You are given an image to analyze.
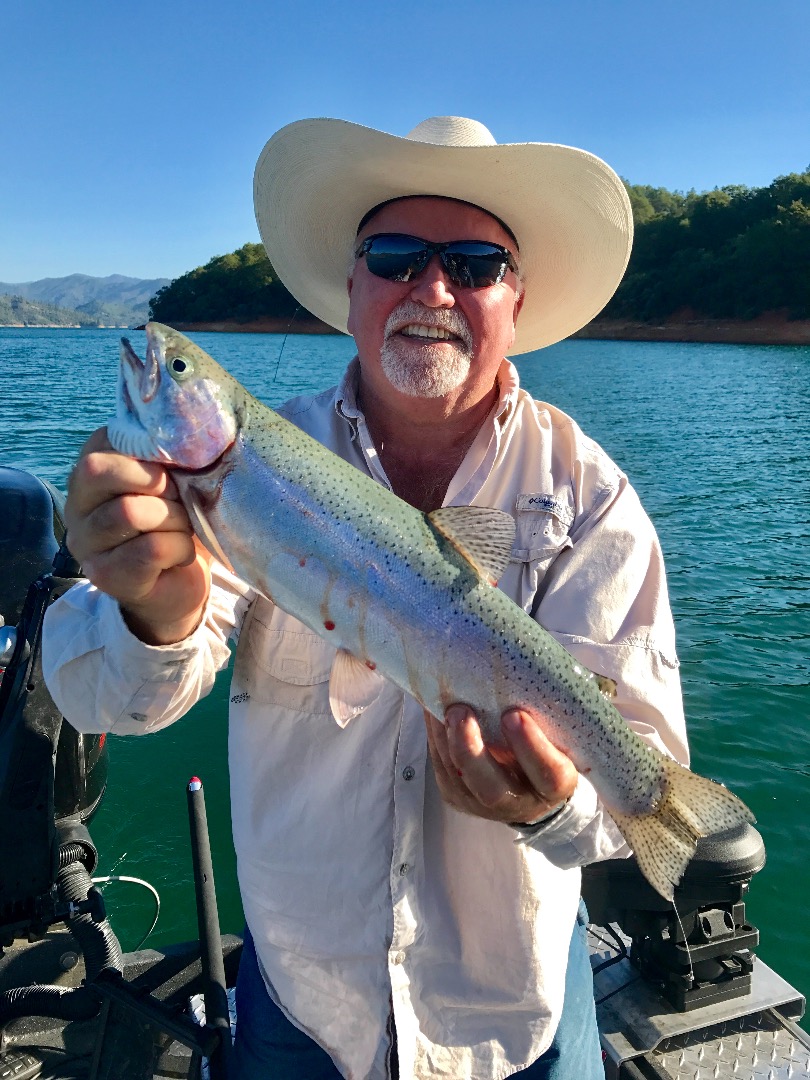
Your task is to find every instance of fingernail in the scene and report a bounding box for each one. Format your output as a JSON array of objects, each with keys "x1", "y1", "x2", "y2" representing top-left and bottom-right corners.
[
  {"x1": 445, "y1": 704, "x2": 467, "y2": 728},
  {"x1": 502, "y1": 710, "x2": 524, "y2": 734}
]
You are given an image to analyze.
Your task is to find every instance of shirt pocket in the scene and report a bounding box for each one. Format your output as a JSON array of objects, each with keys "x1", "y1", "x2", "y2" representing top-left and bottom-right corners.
[
  {"x1": 504, "y1": 495, "x2": 575, "y2": 613},
  {"x1": 238, "y1": 603, "x2": 337, "y2": 715}
]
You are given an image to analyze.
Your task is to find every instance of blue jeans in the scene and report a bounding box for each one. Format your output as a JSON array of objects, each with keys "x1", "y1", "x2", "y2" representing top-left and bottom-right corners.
[{"x1": 232, "y1": 901, "x2": 603, "y2": 1079}]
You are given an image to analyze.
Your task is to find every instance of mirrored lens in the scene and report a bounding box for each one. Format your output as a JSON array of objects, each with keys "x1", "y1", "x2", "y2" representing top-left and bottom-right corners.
[
  {"x1": 443, "y1": 244, "x2": 509, "y2": 288},
  {"x1": 364, "y1": 236, "x2": 429, "y2": 282}
]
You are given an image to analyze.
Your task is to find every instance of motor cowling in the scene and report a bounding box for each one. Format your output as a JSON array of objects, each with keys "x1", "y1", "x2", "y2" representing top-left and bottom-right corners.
[{"x1": 0, "y1": 466, "x2": 108, "y2": 941}]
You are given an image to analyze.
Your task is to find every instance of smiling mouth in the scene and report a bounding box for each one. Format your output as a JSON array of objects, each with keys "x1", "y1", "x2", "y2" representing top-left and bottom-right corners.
[{"x1": 397, "y1": 323, "x2": 461, "y2": 341}]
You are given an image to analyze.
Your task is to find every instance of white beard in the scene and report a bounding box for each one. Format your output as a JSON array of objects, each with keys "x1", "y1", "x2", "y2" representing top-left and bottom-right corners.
[{"x1": 380, "y1": 303, "x2": 473, "y2": 399}]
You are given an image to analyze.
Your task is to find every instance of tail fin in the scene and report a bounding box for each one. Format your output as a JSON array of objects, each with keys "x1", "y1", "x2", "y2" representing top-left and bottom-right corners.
[{"x1": 609, "y1": 758, "x2": 755, "y2": 901}]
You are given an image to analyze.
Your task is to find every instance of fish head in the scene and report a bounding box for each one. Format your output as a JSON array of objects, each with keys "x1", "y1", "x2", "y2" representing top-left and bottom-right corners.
[{"x1": 109, "y1": 322, "x2": 239, "y2": 469}]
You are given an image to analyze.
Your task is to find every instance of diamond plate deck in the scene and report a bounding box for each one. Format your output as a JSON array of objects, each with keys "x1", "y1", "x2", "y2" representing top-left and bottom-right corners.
[
  {"x1": 590, "y1": 924, "x2": 809, "y2": 1079},
  {"x1": 649, "y1": 1010, "x2": 810, "y2": 1079}
]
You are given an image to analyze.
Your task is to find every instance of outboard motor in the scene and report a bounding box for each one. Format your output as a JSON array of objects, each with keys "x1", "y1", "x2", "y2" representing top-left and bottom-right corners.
[
  {"x1": 0, "y1": 468, "x2": 237, "y2": 1077},
  {"x1": 0, "y1": 465, "x2": 108, "y2": 945},
  {"x1": 582, "y1": 822, "x2": 766, "y2": 1011}
]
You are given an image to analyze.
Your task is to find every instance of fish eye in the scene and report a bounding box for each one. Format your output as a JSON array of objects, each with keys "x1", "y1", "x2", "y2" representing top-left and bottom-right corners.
[{"x1": 168, "y1": 355, "x2": 193, "y2": 379}]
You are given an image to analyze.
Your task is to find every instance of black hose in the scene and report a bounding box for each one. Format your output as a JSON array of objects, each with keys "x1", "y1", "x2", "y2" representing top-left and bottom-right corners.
[
  {"x1": 0, "y1": 984, "x2": 100, "y2": 1026},
  {"x1": 0, "y1": 845, "x2": 123, "y2": 1032},
  {"x1": 57, "y1": 860, "x2": 123, "y2": 980},
  {"x1": 58, "y1": 842, "x2": 89, "y2": 870}
]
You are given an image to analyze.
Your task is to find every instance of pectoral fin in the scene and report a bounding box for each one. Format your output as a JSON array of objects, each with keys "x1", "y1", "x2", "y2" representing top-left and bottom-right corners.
[
  {"x1": 427, "y1": 506, "x2": 516, "y2": 585},
  {"x1": 185, "y1": 492, "x2": 235, "y2": 572},
  {"x1": 329, "y1": 648, "x2": 385, "y2": 728}
]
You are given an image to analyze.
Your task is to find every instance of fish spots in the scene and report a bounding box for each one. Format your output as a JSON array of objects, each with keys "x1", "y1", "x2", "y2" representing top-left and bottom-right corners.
[
  {"x1": 299, "y1": 558, "x2": 306, "y2": 567},
  {"x1": 324, "y1": 620, "x2": 336, "y2": 631}
]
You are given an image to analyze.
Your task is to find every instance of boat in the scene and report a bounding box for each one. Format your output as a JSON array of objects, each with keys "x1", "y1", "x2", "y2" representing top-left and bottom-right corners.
[{"x1": 0, "y1": 464, "x2": 807, "y2": 1079}]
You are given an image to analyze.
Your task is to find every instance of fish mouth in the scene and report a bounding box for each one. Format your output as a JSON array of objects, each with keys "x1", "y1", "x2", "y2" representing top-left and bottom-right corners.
[
  {"x1": 121, "y1": 333, "x2": 162, "y2": 404},
  {"x1": 169, "y1": 438, "x2": 236, "y2": 476},
  {"x1": 108, "y1": 337, "x2": 168, "y2": 463}
]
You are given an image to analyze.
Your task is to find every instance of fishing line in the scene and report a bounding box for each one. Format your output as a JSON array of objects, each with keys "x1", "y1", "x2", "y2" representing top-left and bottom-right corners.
[
  {"x1": 672, "y1": 900, "x2": 696, "y2": 989},
  {"x1": 106, "y1": 850, "x2": 128, "y2": 876},
  {"x1": 93, "y1": 874, "x2": 161, "y2": 949},
  {"x1": 272, "y1": 304, "x2": 303, "y2": 383}
]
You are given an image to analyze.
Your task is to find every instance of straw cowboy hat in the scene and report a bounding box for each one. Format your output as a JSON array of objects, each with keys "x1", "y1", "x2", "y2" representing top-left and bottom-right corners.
[{"x1": 253, "y1": 116, "x2": 633, "y2": 356}]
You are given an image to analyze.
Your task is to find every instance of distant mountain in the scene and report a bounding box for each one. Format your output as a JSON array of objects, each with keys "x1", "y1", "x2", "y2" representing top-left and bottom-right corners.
[
  {"x1": 0, "y1": 295, "x2": 98, "y2": 327},
  {"x1": 0, "y1": 273, "x2": 170, "y2": 327}
]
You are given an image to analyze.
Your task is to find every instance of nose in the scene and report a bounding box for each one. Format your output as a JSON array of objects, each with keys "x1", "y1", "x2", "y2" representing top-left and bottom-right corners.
[{"x1": 408, "y1": 255, "x2": 456, "y2": 308}]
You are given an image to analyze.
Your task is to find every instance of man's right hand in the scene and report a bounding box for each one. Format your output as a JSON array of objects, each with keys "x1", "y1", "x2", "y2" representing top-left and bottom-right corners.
[{"x1": 65, "y1": 428, "x2": 212, "y2": 645}]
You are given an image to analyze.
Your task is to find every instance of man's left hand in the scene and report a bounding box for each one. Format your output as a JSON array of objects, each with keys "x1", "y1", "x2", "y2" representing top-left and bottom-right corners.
[{"x1": 424, "y1": 704, "x2": 578, "y2": 825}]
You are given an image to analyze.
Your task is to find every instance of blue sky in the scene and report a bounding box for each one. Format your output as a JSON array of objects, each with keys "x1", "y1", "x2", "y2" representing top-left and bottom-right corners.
[{"x1": 2, "y1": 0, "x2": 807, "y2": 283}]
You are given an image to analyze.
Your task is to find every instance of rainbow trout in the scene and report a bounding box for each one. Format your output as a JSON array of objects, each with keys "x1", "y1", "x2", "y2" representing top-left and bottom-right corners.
[{"x1": 109, "y1": 323, "x2": 753, "y2": 900}]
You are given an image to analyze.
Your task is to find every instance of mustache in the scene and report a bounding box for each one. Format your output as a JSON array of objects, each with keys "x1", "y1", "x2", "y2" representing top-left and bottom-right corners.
[{"x1": 383, "y1": 302, "x2": 473, "y2": 351}]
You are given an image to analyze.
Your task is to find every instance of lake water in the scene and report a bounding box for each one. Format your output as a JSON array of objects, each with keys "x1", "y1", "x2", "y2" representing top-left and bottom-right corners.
[{"x1": 1, "y1": 327, "x2": 808, "y2": 1022}]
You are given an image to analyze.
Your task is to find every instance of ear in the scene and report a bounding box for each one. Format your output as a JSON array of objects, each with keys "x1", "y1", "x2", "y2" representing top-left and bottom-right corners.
[
  {"x1": 513, "y1": 289, "x2": 525, "y2": 326},
  {"x1": 505, "y1": 289, "x2": 525, "y2": 349},
  {"x1": 346, "y1": 276, "x2": 356, "y2": 336}
]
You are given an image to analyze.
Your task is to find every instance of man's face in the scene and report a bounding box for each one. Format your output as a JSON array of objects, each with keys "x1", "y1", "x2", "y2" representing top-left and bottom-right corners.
[{"x1": 347, "y1": 197, "x2": 523, "y2": 404}]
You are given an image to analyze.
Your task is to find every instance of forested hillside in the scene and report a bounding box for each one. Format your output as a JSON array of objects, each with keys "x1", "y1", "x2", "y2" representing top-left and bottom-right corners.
[
  {"x1": 0, "y1": 273, "x2": 169, "y2": 326},
  {"x1": 0, "y1": 295, "x2": 97, "y2": 327},
  {"x1": 149, "y1": 244, "x2": 312, "y2": 324},
  {"x1": 149, "y1": 168, "x2": 810, "y2": 325},
  {"x1": 608, "y1": 170, "x2": 809, "y2": 319}
]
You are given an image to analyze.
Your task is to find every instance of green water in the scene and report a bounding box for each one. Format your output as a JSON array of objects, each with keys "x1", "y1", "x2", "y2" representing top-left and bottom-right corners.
[{"x1": 2, "y1": 328, "x2": 808, "y2": 1020}]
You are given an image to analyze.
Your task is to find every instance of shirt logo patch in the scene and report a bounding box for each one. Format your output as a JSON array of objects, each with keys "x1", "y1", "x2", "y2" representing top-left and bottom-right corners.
[{"x1": 515, "y1": 493, "x2": 574, "y2": 526}]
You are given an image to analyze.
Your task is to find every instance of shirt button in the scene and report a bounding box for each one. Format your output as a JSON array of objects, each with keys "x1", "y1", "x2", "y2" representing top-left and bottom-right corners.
[
  {"x1": 399, "y1": 863, "x2": 409, "y2": 876},
  {"x1": 402, "y1": 766, "x2": 415, "y2": 781},
  {"x1": 392, "y1": 951, "x2": 406, "y2": 965}
]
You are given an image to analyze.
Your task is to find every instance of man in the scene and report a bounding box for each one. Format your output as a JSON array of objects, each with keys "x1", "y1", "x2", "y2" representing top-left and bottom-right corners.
[{"x1": 43, "y1": 116, "x2": 688, "y2": 1079}]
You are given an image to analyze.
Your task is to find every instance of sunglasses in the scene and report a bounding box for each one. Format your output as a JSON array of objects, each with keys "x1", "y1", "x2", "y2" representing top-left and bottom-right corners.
[{"x1": 354, "y1": 233, "x2": 519, "y2": 289}]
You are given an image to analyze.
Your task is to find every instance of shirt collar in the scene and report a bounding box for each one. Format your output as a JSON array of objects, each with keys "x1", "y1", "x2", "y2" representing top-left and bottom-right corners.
[{"x1": 335, "y1": 357, "x2": 364, "y2": 422}]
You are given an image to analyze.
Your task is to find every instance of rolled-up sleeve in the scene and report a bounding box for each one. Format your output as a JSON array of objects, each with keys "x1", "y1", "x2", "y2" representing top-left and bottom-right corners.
[{"x1": 42, "y1": 563, "x2": 253, "y2": 736}]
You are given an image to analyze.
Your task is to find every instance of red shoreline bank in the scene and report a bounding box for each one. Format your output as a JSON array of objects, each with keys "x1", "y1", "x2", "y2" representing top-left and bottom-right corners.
[{"x1": 171, "y1": 313, "x2": 810, "y2": 346}]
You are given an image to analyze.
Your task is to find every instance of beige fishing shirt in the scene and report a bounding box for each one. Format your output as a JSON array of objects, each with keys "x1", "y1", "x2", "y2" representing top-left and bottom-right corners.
[{"x1": 43, "y1": 357, "x2": 687, "y2": 1080}]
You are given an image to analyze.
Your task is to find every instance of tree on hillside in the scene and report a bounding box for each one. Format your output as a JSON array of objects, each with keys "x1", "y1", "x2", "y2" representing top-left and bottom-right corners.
[
  {"x1": 149, "y1": 243, "x2": 315, "y2": 323},
  {"x1": 623, "y1": 183, "x2": 689, "y2": 224},
  {"x1": 607, "y1": 169, "x2": 810, "y2": 320}
]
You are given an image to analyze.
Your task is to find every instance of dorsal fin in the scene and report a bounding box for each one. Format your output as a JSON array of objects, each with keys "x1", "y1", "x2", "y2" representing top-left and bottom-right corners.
[{"x1": 427, "y1": 506, "x2": 516, "y2": 586}]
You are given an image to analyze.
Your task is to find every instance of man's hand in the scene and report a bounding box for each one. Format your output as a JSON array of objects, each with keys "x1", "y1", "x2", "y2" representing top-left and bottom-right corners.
[
  {"x1": 425, "y1": 704, "x2": 578, "y2": 826},
  {"x1": 65, "y1": 428, "x2": 212, "y2": 645}
]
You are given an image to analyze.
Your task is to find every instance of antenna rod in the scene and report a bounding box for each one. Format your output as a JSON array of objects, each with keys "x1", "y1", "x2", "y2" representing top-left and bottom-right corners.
[{"x1": 187, "y1": 777, "x2": 232, "y2": 1078}]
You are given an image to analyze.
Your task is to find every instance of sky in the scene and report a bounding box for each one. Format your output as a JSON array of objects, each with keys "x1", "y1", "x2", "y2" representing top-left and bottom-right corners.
[{"x1": 2, "y1": 0, "x2": 808, "y2": 283}]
